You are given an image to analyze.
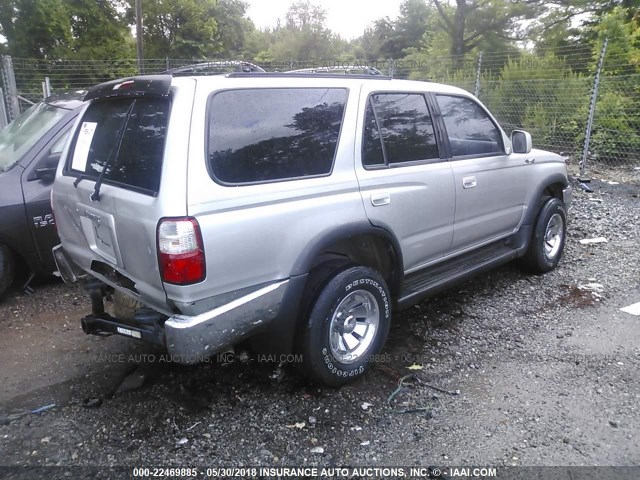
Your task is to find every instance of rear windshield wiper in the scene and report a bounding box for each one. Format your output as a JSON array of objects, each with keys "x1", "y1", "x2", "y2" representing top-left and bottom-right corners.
[{"x1": 89, "y1": 101, "x2": 136, "y2": 202}]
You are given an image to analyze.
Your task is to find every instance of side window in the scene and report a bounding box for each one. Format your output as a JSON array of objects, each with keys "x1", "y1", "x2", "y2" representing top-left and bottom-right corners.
[
  {"x1": 362, "y1": 93, "x2": 439, "y2": 167},
  {"x1": 50, "y1": 129, "x2": 70, "y2": 155},
  {"x1": 208, "y1": 88, "x2": 347, "y2": 184},
  {"x1": 436, "y1": 95, "x2": 504, "y2": 157}
]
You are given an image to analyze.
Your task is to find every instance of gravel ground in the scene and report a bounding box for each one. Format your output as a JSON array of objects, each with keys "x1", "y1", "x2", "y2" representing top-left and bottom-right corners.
[{"x1": 0, "y1": 177, "x2": 638, "y2": 474}]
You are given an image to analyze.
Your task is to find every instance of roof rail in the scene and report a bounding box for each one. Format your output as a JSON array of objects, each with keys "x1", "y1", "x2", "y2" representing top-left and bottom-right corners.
[
  {"x1": 162, "y1": 61, "x2": 265, "y2": 76},
  {"x1": 226, "y1": 72, "x2": 391, "y2": 80},
  {"x1": 286, "y1": 65, "x2": 384, "y2": 76}
]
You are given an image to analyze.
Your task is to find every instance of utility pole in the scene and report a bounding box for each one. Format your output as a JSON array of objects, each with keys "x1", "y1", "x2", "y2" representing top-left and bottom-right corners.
[{"x1": 135, "y1": 0, "x2": 144, "y2": 74}]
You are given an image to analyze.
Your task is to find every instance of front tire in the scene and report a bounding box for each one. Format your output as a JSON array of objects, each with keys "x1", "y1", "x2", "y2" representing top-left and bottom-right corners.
[
  {"x1": 0, "y1": 244, "x2": 15, "y2": 299},
  {"x1": 300, "y1": 266, "x2": 391, "y2": 386},
  {"x1": 519, "y1": 197, "x2": 567, "y2": 274}
]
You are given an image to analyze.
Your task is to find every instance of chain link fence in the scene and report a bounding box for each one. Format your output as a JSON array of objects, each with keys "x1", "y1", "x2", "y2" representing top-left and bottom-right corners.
[{"x1": 1, "y1": 43, "x2": 638, "y2": 178}]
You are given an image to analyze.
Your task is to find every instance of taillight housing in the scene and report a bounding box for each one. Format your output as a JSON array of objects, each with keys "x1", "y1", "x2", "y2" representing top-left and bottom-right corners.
[{"x1": 157, "y1": 217, "x2": 206, "y2": 285}]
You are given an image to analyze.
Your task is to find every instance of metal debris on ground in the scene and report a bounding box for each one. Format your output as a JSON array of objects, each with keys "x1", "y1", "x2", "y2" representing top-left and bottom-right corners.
[{"x1": 0, "y1": 403, "x2": 57, "y2": 425}]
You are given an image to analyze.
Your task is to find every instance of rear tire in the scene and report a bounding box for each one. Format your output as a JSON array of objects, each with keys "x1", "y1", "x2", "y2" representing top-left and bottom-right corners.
[
  {"x1": 299, "y1": 266, "x2": 391, "y2": 386},
  {"x1": 519, "y1": 197, "x2": 567, "y2": 274},
  {"x1": 0, "y1": 244, "x2": 15, "y2": 299}
]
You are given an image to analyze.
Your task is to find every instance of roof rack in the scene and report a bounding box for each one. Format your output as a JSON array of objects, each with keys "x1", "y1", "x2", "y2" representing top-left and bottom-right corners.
[
  {"x1": 286, "y1": 65, "x2": 384, "y2": 76},
  {"x1": 226, "y1": 72, "x2": 391, "y2": 80},
  {"x1": 163, "y1": 61, "x2": 265, "y2": 76}
]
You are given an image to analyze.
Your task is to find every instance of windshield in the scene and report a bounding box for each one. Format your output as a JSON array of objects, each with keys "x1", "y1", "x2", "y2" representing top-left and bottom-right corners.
[{"x1": 0, "y1": 101, "x2": 68, "y2": 173}]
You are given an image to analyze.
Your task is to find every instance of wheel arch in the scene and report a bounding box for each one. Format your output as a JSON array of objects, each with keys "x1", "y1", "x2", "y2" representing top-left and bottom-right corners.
[
  {"x1": 290, "y1": 221, "x2": 404, "y2": 297},
  {"x1": 523, "y1": 174, "x2": 569, "y2": 226}
]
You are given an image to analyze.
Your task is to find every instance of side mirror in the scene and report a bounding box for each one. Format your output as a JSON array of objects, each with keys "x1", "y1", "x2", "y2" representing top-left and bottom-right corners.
[
  {"x1": 35, "y1": 166, "x2": 57, "y2": 182},
  {"x1": 511, "y1": 130, "x2": 532, "y2": 154}
]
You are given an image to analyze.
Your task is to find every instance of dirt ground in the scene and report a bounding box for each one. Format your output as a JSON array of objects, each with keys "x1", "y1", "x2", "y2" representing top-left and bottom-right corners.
[{"x1": 0, "y1": 178, "x2": 638, "y2": 477}]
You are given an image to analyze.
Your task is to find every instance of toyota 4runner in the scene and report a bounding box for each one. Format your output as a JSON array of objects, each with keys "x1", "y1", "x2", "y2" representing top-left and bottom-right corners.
[{"x1": 52, "y1": 72, "x2": 572, "y2": 385}]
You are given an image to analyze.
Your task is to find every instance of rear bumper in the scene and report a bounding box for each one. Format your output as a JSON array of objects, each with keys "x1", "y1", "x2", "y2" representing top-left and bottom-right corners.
[
  {"x1": 52, "y1": 244, "x2": 87, "y2": 283},
  {"x1": 55, "y1": 244, "x2": 290, "y2": 363},
  {"x1": 164, "y1": 280, "x2": 289, "y2": 363}
]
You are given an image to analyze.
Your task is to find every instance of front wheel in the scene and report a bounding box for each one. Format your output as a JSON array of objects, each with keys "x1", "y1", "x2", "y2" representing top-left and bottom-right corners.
[
  {"x1": 0, "y1": 244, "x2": 15, "y2": 299},
  {"x1": 519, "y1": 197, "x2": 567, "y2": 274},
  {"x1": 299, "y1": 266, "x2": 391, "y2": 386}
]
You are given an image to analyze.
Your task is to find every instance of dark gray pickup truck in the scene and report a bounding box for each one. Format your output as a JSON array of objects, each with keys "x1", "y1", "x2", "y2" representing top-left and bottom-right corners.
[{"x1": 0, "y1": 92, "x2": 85, "y2": 298}]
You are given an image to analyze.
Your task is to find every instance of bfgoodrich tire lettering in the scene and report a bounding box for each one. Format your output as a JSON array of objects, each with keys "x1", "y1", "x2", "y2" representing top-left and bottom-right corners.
[
  {"x1": 519, "y1": 197, "x2": 567, "y2": 274},
  {"x1": 300, "y1": 266, "x2": 391, "y2": 386}
]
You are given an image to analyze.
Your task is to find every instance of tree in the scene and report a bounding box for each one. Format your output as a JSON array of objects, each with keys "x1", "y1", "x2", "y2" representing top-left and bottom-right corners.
[
  {"x1": 430, "y1": 0, "x2": 541, "y2": 59},
  {"x1": 126, "y1": 0, "x2": 220, "y2": 59},
  {"x1": 0, "y1": 0, "x2": 73, "y2": 58},
  {"x1": 262, "y1": 1, "x2": 346, "y2": 61},
  {"x1": 210, "y1": 0, "x2": 254, "y2": 58},
  {"x1": 66, "y1": 0, "x2": 135, "y2": 60},
  {"x1": 359, "y1": 0, "x2": 433, "y2": 59}
]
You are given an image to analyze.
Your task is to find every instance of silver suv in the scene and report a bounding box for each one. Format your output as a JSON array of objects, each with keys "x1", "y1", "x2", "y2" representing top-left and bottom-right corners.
[{"x1": 52, "y1": 72, "x2": 572, "y2": 385}]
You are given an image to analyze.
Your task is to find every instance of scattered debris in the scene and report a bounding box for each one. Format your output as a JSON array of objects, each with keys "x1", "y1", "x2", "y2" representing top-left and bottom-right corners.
[
  {"x1": 31, "y1": 404, "x2": 56, "y2": 414},
  {"x1": 605, "y1": 181, "x2": 620, "y2": 185},
  {"x1": 82, "y1": 397, "x2": 103, "y2": 409},
  {"x1": 176, "y1": 437, "x2": 189, "y2": 446},
  {"x1": 310, "y1": 446, "x2": 324, "y2": 454},
  {"x1": 0, "y1": 403, "x2": 57, "y2": 426},
  {"x1": 350, "y1": 426, "x2": 362, "y2": 432},
  {"x1": 360, "y1": 441, "x2": 370, "y2": 446},
  {"x1": 286, "y1": 422, "x2": 306, "y2": 430},
  {"x1": 579, "y1": 237, "x2": 608, "y2": 245},
  {"x1": 360, "y1": 402, "x2": 373, "y2": 411},
  {"x1": 407, "y1": 364, "x2": 423, "y2": 370},
  {"x1": 308, "y1": 416, "x2": 317, "y2": 425},
  {"x1": 578, "y1": 283, "x2": 604, "y2": 293},
  {"x1": 620, "y1": 302, "x2": 640, "y2": 316},
  {"x1": 185, "y1": 422, "x2": 201, "y2": 432}
]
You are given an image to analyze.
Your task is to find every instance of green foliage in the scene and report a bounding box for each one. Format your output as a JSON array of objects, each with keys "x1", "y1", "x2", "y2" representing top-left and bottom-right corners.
[
  {"x1": 125, "y1": 0, "x2": 219, "y2": 59},
  {"x1": 0, "y1": 0, "x2": 73, "y2": 58},
  {"x1": 359, "y1": 0, "x2": 432, "y2": 59}
]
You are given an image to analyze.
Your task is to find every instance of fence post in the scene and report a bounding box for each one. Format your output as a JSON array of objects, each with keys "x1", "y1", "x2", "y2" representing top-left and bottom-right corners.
[
  {"x1": 474, "y1": 51, "x2": 483, "y2": 98},
  {"x1": 580, "y1": 38, "x2": 608, "y2": 178},
  {"x1": 0, "y1": 87, "x2": 7, "y2": 128},
  {"x1": 1, "y1": 55, "x2": 20, "y2": 122}
]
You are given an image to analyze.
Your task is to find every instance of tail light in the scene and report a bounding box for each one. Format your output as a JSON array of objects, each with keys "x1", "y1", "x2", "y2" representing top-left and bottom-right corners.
[{"x1": 157, "y1": 217, "x2": 206, "y2": 285}]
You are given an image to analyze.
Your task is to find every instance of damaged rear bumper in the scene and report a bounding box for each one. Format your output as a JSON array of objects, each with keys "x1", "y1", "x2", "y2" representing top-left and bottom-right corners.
[
  {"x1": 55, "y1": 244, "x2": 289, "y2": 364},
  {"x1": 163, "y1": 280, "x2": 289, "y2": 363}
]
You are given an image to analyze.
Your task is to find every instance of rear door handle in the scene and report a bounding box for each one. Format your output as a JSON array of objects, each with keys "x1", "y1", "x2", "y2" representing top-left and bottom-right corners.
[
  {"x1": 371, "y1": 193, "x2": 391, "y2": 207},
  {"x1": 462, "y1": 176, "x2": 477, "y2": 189}
]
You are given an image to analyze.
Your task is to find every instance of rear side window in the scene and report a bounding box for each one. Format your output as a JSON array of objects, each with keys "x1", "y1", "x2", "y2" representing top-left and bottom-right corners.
[
  {"x1": 67, "y1": 97, "x2": 170, "y2": 194},
  {"x1": 436, "y1": 95, "x2": 504, "y2": 157},
  {"x1": 208, "y1": 88, "x2": 347, "y2": 184},
  {"x1": 362, "y1": 93, "x2": 439, "y2": 167}
]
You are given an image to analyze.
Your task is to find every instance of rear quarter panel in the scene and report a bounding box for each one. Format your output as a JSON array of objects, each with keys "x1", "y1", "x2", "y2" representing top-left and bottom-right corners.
[{"x1": 179, "y1": 78, "x2": 368, "y2": 306}]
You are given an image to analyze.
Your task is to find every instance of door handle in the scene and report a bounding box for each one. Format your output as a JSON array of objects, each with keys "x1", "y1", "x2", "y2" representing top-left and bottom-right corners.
[
  {"x1": 371, "y1": 193, "x2": 391, "y2": 207},
  {"x1": 462, "y1": 176, "x2": 477, "y2": 189},
  {"x1": 524, "y1": 158, "x2": 536, "y2": 164}
]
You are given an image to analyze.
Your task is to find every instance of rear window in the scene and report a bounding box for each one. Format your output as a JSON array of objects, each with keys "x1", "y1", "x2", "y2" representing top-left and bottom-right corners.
[
  {"x1": 66, "y1": 97, "x2": 170, "y2": 194},
  {"x1": 207, "y1": 88, "x2": 347, "y2": 184}
]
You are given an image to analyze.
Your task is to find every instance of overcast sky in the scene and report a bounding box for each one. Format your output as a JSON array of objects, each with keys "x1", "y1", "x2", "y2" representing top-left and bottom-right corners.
[{"x1": 245, "y1": 0, "x2": 400, "y2": 40}]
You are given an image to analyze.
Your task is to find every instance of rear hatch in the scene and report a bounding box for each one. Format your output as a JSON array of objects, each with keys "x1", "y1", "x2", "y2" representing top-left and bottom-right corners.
[{"x1": 52, "y1": 76, "x2": 195, "y2": 314}]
